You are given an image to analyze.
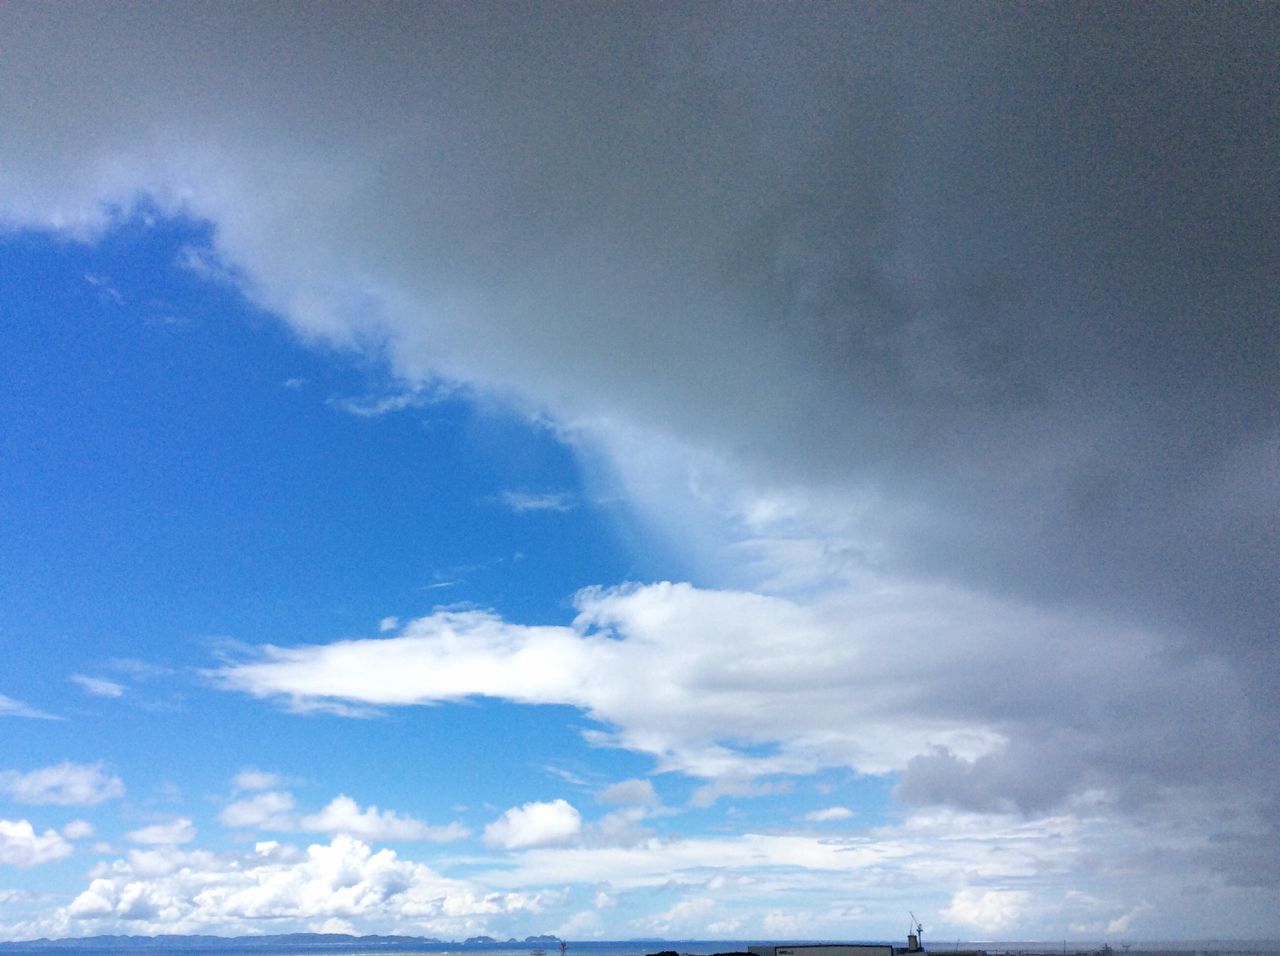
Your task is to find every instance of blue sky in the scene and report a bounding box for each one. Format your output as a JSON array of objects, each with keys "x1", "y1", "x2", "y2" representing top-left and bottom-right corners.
[{"x1": 2, "y1": 3, "x2": 1278, "y2": 945}]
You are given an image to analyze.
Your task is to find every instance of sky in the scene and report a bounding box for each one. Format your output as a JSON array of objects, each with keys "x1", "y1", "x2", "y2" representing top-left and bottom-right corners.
[{"x1": 0, "y1": 2, "x2": 1277, "y2": 945}]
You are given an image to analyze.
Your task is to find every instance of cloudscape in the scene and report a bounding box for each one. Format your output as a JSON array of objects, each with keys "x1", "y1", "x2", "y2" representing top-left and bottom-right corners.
[{"x1": 1, "y1": 3, "x2": 1277, "y2": 944}]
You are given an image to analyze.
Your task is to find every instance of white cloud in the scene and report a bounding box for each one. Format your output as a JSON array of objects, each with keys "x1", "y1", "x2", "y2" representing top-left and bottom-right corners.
[
  {"x1": 54, "y1": 834, "x2": 552, "y2": 936},
  {"x1": 69, "y1": 674, "x2": 126, "y2": 698},
  {"x1": 214, "y1": 579, "x2": 1255, "y2": 822},
  {"x1": 126, "y1": 818, "x2": 196, "y2": 845},
  {"x1": 231, "y1": 769, "x2": 282, "y2": 792},
  {"x1": 689, "y1": 777, "x2": 793, "y2": 808},
  {"x1": 484, "y1": 799, "x2": 581, "y2": 850},
  {"x1": 597, "y1": 779, "x2": 657, "y2": 807},
  {"x1": 327, "y1": 391, "x2": 429, "y2": 418},
  {"x1": 582, "y1": 807, "x2": 654, "y2": 849},
  {"x1": 1, "y1": 762, "x2": 124, "y2": 805},
  {"x1": 803, "y1": 806, "x2": 854, "y2": 822},
  {"x1": 0, "y1": 819, "x2": 74, "y2": 866},
  {"x1": 0, "y1": 694, "x2": 59, "y2": 720},
  {"x1": 378, "y1": 617, "x2": 399, "y2": 633},
  {"x1": 941, "y1": 888, "x2": 1032, "y2": 934},
  {"x1": 106, "y1": 658, "x2": 172, "y2": 680},
  {"x1": 219, "y1": 790, "x2": 296, "y2": 830},
  {"x1": 498, "y1": 491, "x2": 575, "y2": 514},
  {"x1": 299, "y1": 796, "x2": 468, "y2": 843},
  {"x1": 62, "y1": 819, "x2": 95, "y2": 839}
]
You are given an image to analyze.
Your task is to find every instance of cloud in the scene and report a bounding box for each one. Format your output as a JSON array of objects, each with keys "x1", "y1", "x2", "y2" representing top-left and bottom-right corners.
[
  {"x1": 54, "y1": 835, "x2": 553, "y2": 937},
  {"x1": 377, "y1": 617, "x2": 399, "y2": 633},
  {"x1": 231, "y1": 769, "x2": 282, "y2": 792},
  {"x1": 106, "y1": 659, "x2": 172, "y2": 681},
  {"x1": 219, "y1": 790, "x2": 296, "y2": 830},
  {"x1": 689, "y1": 777, "x2": 794, "y2": 808},
  {"x1": 1, "y1": 762, "x2": 125, "y2": 806},
  {"x1": 803, "y1": 807, "x2": 854, "y2": 822},
  {"x1": 0, "y1": 819, "x2": 74, "y2": 867},
  {"x1": 484, "y1": 799, "x2": 582, "y2": 850},
  {"x1": 0, "y1": 694, "x2": 59, "y2": 721},
  {"x1": 299, "y1": 796, "x2": 468, "y2": 843},
  {"x1": 1, "y1": 3, "x2": 1277, "y2": 932},
  {"x1": 0, "y1": 8, "x2": 1272, "y2": 675},
  {"x1": 597, "y1": 779, "x2": 657, "y2": 807},
  {"x1": 62, "y1": 820, "x2": 95, "y2": 840},
  {"x1": 215, "y1": 580, "x2": 1257, "y2": 817},
  {"x1": 83, "y1": 272, "x2": 124, "y2": 305},
  {"x1": 327, "y1": 391, "x2": 430, "y2": 418},
  {"x1": 126, "y1": 818, "x2": 196, "y2": 845},
  {"x1": 69, "y1": 675, "x2": 125, "y2": 698},
  {"x1": 497, "y1": 491, "x2": 575, "y2": 514},
  {"x1": 941, "y1": 888, "x2": 1032, "y2": 934}
]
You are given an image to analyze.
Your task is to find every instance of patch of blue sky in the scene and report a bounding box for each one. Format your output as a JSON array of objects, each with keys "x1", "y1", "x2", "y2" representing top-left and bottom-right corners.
[{"x1": 0, "y1": 213, "x2": 687, "y2": 843}]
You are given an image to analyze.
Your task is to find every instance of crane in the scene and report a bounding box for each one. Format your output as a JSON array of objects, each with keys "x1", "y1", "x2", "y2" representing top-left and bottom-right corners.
[{"x1": 909, "y1": 912, "x2": 925, "y2": 951}]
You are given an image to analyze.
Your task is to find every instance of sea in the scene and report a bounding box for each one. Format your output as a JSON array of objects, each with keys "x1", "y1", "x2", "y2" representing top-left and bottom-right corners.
[{"x1": 1, "y1": 940, "x2": 1278, "y2": 956}]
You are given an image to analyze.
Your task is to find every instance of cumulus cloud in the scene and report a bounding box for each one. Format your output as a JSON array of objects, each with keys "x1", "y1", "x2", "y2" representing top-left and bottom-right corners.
[
  {"x1": 126, "y1": 818, "x2": 196, "y2": 845},
  {"x1": 55, "y1": 835, "x2": 552, "y2": 937},
  {"x1": 299, "y1": 796, "x2": 468, "y2": 843},
  {"x1": 0, "y1": 819, "x2": 74, "y2": 867},
  {"x1": 68, "y1": 675, "x2": 125, "y2": 698},
  {"x1": 1, "y1": 763, "x2": 124, "y2": 806},
  {"x1": 484, "y1": 800, "x2": 582, "y2": 850}
]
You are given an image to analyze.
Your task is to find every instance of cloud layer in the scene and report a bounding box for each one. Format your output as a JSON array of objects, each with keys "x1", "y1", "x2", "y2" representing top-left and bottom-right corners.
[{"x1": 1, "y1": 2, "x2": 1276, "y2": 938}]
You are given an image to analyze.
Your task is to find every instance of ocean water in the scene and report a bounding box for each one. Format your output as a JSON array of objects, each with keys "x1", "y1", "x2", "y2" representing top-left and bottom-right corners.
[{"x1": 2, "y1": 942, "x2": 1278, "y2": 956}]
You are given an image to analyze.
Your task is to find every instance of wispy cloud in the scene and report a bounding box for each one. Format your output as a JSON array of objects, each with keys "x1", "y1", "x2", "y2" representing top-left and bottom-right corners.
[
  {"x1": 497, "y1": 490, "x2": 575, "y2": 513},
  {"x1": 0, "y1": 693, "x2": 60, "y2": 721},
  {"x1": 106, "y1": 658, "x2": 172, "y2": 680},
  {"x1": 69, "y1": 674, "x2": 125, "y2": 698},
  {"x1": 803, "y1": 806, "x2": 854, "y2": 822},
  {"x1": 231, "y1": 768, "x2": 284, "y2": 792},
  {"x1": 83, "y1": 272, "x2": 123, "y2": 304},
  {"x1": 125, "y1": 817, "x2": 196, "y2": 845},
  {"x1": 327, "y1": 391, "x2": 429, "y2": 418}
]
